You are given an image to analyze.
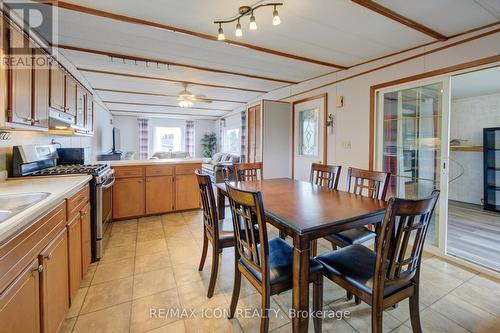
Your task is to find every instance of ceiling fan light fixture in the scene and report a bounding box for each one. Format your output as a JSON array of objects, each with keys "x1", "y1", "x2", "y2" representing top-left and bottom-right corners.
[
  {"x1": 235, "y1": 20, "x2": 243, "y2": 37},
  {"x1": 272, "y1": 6, "x2": 280, "y2": 25},
  {"x1": 249, "y1": 13, "x2": 257, "y2": 30},
  {"x1": 178, "y1": 99, "x2": 193, "y2": 108}
]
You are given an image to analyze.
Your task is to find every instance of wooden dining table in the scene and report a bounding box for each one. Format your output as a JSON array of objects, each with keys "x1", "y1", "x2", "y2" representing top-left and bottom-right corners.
[{"x1": 215, "y1": 178, "x2": 388, "y2": 333}]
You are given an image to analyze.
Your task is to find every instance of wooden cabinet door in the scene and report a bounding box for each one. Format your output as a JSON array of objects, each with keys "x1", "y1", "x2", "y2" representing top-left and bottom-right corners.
[
  {"x1": 247, "y1": 106, "x2": 255, "y2": 162},
  {"x1": 65, "y1": 77, "x2": 77, "y2": 116},
  {"x1": 175, "y1": 174, "x2": 199, "y2": 210},
  {"x1": 80, "y1": 203, "x2": 91, "y2": 275},
  {"x1": 86, "y1": 94, "x2": 93, "y2": 133},
  {"x1": 113, "y1": 177, "x2": 145, "y2": 219},
  {"x1": 39, "y1": 229, "x2": 69, "y2": 333},
  {"x1": 0, "y1": 259, "x2": 41, "y2": 333},
  {"x1": 66, "y1": 214, "x2": 81, "y2": 300},
  {"x1": 9, "y1": 28, "x2": 32, "y2": 125},
  {"x1": 75, "y1": 87, "x2": 85, "y2": 128},
  {"x1": 49, "y1": 67, "x2": 65, "y2": 111},
  {"x1": 146, "y1": 176, "x2": 174, "y2": 214},
  {"x1": 254, "y1": 104, "x2": 262, "y2": 162},
  {"x1": 33, "y1": 50, "x2": 49, "y2": 128}
]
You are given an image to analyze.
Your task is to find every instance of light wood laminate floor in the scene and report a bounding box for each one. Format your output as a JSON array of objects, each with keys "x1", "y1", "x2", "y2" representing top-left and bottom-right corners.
[
  {"x1": 61, "y1": 210, "x2": 500, "y2": 333},
  {"x1": 447, "y1": 200, "x2": 500, "y2": 271}
]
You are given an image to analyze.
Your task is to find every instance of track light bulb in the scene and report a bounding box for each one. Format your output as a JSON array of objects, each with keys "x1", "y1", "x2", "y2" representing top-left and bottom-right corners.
[
  {"x1": 235, "y1": 21, "x2": 243, "y2": 37},
  {"x1": 272, "y1": 7, "x2": 280, "y2": 25},
  {"x1": 249, "y1": 13, "x2": 257, "y2": 30},
  {"x1": 217, "y1": 25, "x2": 225, "y2": 40}
]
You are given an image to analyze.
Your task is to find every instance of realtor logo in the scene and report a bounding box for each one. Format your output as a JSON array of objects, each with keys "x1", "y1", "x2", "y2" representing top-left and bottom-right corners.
[{"x1": 1, "y1": 0, "x2": 57, "y2": 67}]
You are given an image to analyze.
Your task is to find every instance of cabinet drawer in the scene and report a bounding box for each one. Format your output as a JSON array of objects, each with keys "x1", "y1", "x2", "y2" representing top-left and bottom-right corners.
[
  {"x1": 67, "y1": 185, "x2": 89, "y2": 220},
  {"x1": 146, "y1": 165, "x2": 174, "y2": 177},
  {"x1": 175, "y1": 164, "x2": 201, "y2": 175},
  {"x1": 114, "y1": 167, "x2": 144, "y2": 178}
]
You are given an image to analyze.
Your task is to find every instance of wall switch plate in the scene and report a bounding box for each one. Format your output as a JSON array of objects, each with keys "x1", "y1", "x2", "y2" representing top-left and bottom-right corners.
[
  {"x1": 0, "y1": 170, "x2": 7, "y2": 181},
  {"x1": 336, "y1": 96, "x2": 344, "y2": 108},
  {"x1": 341, "y1": 141, "x2": 351, "y2": 149}
]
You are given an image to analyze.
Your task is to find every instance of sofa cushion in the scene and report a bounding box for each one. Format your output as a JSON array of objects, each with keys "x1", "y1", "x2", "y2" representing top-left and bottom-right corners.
[
  {"x1": 212, "y1": 152, "x2": 223, "y2": 162},
  {"x1": 151, "y1": 151, "x2": 172, "y2": 159}
]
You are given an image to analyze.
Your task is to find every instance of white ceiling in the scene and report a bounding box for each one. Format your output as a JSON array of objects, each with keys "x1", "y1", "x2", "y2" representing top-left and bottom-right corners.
[
  {"x1": 22, "y1": 0, "x2": 500, "y2": 118},
  {"x1": 452, "y1": 66, "x2": 500, "y2": 99}
]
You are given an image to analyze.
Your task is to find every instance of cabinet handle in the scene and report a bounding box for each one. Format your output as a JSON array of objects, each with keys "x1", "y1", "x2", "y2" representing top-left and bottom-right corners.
[
  {"x1": 34, "y1": 265, "x2": 43, "y2": 273},
  {"x1": 46, "y1": 253, "x2": 53, "y2": 260}
]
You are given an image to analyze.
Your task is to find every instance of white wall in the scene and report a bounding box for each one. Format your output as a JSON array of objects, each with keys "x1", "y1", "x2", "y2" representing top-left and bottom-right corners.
[
  {"x1": 448, "y1": 92, "x2": 500, "y2": 204},
  {"x1": 227, "y1": 27, "x2": 500, "y2": 189},
  {"x1": 0, "y1": 103, "x2": 113, "y2": 173},
  {"x1": 112, "y1": 115, "x2": 216, "y2": 158}
]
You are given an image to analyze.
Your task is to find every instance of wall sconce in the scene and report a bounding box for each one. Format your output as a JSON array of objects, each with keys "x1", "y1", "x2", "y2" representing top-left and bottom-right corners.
[{"x1": 326, "y1": 113, "x2": 334, "y2": 130}]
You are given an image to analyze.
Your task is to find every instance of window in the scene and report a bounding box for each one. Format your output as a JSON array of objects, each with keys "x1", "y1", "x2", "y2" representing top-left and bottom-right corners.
[
  {"x1": 153, "y1": 127, "x2": 183, "y2": 152},
  {"x1": 299, "y1": 108, "x2": 319, "y2": 156},
  {"x1": 224, "y1": 128, "x2": 240, "y2": 154}
]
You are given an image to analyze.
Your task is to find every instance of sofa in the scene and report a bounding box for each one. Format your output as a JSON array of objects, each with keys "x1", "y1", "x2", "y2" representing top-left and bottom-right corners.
[{"x1": 201, "y1": 152, "x2": 240, "y2": 183}]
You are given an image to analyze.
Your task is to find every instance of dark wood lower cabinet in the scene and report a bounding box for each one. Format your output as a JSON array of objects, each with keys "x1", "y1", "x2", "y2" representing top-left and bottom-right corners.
[
  {"x1": 0, "y1": 259, "x2": 41, "y2": 333},
  {"x1": 39, "y1": 229, "x2": 69, "y2": 333}
]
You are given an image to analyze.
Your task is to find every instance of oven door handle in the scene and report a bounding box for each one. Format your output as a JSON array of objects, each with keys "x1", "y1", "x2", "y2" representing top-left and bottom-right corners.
[{"x1": 100, "y1": 177, "x2": 115, "y2": 189}]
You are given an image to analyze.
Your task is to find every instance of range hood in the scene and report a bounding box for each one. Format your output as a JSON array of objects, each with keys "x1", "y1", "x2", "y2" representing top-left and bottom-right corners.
[{"x1": 48, "y1": 109, "x2": 75, "y2": 129}]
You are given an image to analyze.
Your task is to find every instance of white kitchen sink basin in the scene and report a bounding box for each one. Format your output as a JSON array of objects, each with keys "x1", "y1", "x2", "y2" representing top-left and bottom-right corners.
[{"x1": 0, "y1": 192, "x2": 50, "y2": 222}]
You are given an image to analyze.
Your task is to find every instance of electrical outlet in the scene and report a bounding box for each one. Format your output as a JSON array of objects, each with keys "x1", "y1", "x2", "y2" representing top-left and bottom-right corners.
[{"x1": 341, "y1": 141, "x2": 351, "y2": 149}]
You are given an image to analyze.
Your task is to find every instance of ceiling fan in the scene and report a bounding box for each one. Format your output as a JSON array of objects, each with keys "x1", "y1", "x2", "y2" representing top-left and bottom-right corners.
[{"x1": 177, "y1": 83, "x2": 212, "y2": 108}]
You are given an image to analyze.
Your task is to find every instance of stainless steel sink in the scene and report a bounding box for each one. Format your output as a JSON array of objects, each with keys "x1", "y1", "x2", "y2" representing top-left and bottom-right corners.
[{"x1": 0, "y1": 192, "x2": 50, "y2": 222}]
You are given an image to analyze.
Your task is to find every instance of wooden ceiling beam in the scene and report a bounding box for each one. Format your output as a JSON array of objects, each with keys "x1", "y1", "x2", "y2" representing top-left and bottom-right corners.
[
  {"x1": 77, "y1": 68, "x2": 267, "y2": 93},
  {"x1": 38, "y1": 0, "x2": 348, "y2": 69},
  {"x1": 103, "y1": 101, "x2": 232, "y2": 112},
  {"x1": 93, "y1": 88, "x2": 247, "y2": 104},
  {"x1": 56, "y1": 44, "x2": 298, "y2": 84},
  {"x1": 351, "y1": 0, "x2": 448, "y2": 41}
]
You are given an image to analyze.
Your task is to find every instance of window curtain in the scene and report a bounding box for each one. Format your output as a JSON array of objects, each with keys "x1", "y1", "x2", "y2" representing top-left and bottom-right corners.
[
  {"x1": 185, "y1": 120, "x2": 195, "y2": 157},
  {"x1": 240, "y1": 111, "x2": 246, "y2": 162},
  {"x1": 219, "y1": 118, "x2": 225, "y2": 152},
  {"x1": 138, "y1": 118, "x2": 149, "y2": 160}
]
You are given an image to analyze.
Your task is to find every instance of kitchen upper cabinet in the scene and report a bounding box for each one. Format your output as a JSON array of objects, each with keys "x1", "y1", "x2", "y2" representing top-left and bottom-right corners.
[
  {"x1": 80, "y1": 203, "x2": 91, "y2": 275},
  {"x1": 76, "y1": 87, "x2": 86, "y2": 128},
  {"x1": 65, "y1": 77, "x2": 77, "y2": 117},
  {"x1": 85, "y1": 94, "x2": 94, "y2": 133},
  {"x1": 39, "y1": 229, "x2": 69, "y2": 333},
  {"x1": 146, "y1": 175, "x2": 174, "y2": 214},
  {"x1": 50, "y1": 67, "x2": 65, "y2": 112},
  {"x1": 33, "y1": 50, "x2": 49, "y2": 129},
  {"x1": 113, "y1": 177, "x2": 145, "y2": 219},
  {"x1": 67, "y1": 213, "x2": 82, "y2": 300},
  {"x1": 8, "y1": 28, "x2": 32, "y2": 126},
  {"x1": 0, "y1": 259, "x2": 41, "y2": 333}
]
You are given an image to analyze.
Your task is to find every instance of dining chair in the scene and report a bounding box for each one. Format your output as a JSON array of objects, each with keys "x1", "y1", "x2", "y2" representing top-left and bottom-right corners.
[
  {"x1": 195, "y1": 170, "x2": 235, "y2": 298},
  {"x1": 233, "y1": 162, "x2": 263, "y2": 181},
  {"x1": 310, "y1": 163, "x2": 342, "y2": 189},
  {"x1": 226, "y1": 182, "x2": 324, "y2": 333},
  {"x1": 324, "y1": 167, "x2": 391, "y2": 250},
  {"x1": 315, "y1": 190, "x2": 439, "y2": 333}
]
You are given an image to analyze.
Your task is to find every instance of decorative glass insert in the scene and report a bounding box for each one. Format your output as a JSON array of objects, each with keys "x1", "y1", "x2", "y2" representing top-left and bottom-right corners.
[{"x1": 299, "y1": 108, "x2": 319, "y2": 156}]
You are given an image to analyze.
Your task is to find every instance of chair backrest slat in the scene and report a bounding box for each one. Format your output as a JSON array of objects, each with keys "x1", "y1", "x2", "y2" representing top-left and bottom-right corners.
[
  {"x1": 234, "y1": 162, "x2": 263, "y2": 181},
  {"x1": 195, "y1": 170, "x2": 218, "y2": 239},
  {"x1": 347, "y1": 167, "x2": 391, "y2": 200},
  {"x1": 310, "y1": 163, "x2": 341, "y2": 189},
  {"x1": 226, "y1": 182, "x2": 269, "y2": 281},
  {"x1": 374, "y1": 191, "x2": 440, "y2": 288}
]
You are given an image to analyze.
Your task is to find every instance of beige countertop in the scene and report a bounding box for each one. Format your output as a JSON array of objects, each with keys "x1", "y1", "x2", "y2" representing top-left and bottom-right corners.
[
  {"x1": 0, "y1": 175, "x2": 92, "y2": 243},
  {"x1": 108, "y1": 158, "x2": 205, "y2": 167}
]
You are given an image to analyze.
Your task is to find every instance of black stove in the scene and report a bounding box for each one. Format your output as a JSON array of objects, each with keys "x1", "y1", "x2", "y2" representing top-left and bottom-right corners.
[{"x1": 31, "y1": 164, "x2": 109, "y2": 176}]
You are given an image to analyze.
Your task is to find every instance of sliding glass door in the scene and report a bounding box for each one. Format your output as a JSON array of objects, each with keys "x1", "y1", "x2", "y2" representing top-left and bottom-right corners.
[{"x1": 375, "y1": 79, "x2": 450, "y2": 249}]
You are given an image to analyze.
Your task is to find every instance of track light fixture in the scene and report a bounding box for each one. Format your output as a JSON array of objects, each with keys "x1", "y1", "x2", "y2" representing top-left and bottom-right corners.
[
  {"x1": 217, "y1": 23, "x2": 225, "y2": 40},
  {"x1": 214, "y1": 2, "x2": 282, "y2": 39}
]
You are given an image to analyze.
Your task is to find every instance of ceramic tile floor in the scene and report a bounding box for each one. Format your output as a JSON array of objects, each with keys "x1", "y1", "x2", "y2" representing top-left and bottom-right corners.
[{"x1": 61, "y1": 210, "x2": 500, "y2": 333}]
